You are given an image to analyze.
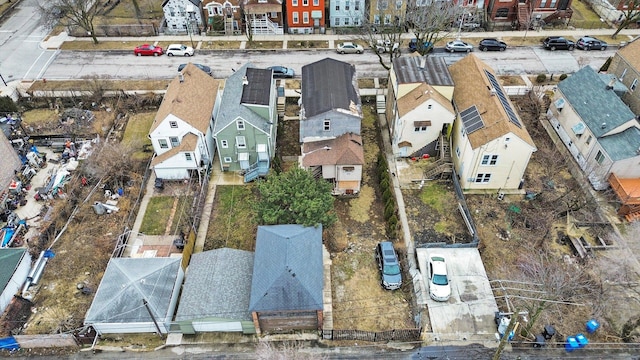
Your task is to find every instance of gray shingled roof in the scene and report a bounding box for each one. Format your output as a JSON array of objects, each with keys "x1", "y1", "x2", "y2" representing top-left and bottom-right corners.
[
  {"x1": 599, "y1": 126, "x2": 640, "y2": 161},
  {"x1": 301, "y1": 58, "x2": 361, "y2": 118},
  {"x1": 249, "y1": 225, "x2": 323, "y2": 312},
  {"x1": 392, "y1": 55, "x2": 454, "y2": 86},
  {"x1": 175, "y1": 248, "x2": 254, "y2": 321},
  {"x1": 213, "y1": 63, "x2": 274, "y2": 134},
  {"x1": 558, "y1": 66, "x2": 636, "y2": 138}
]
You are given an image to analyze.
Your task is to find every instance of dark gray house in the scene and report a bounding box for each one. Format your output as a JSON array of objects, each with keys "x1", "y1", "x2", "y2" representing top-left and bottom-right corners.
[
  {"x1": 300, "y1": 58, "x2": 362, "y2": 143},
  {"x1": 174, "y1": 248, "x2": 255, "y2": 334},
  {"x1": 249, "y1": 225, "x2": 324, "y2": 334}
]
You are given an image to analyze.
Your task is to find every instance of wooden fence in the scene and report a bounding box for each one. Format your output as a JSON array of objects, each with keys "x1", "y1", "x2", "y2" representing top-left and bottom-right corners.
[{"x1": 323, "y1": 328, "x2": 421, "y2": 342}]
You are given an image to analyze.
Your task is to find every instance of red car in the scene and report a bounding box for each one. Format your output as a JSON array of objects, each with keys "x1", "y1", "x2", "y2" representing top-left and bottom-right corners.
[{"x1": 134, "y1": 44, "x2": 163, "y2": 56}]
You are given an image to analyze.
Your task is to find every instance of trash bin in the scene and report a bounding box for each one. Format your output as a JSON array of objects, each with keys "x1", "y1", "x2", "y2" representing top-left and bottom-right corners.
[
  {"x1": 575, "y1": 333, "x2": 588, "y2": 348},
  {"x1": 565, "y1": 336, "x2": 579, "y2": 352},
  {"x1": 543, "y1": 325, "x2": 556, "y2": 340},
  {"x1": 586, "y1": 319, "x2": 600, "y2": 334},
  {"x1": 533, "y1": 334, "x2": 546, "y2": 348}
]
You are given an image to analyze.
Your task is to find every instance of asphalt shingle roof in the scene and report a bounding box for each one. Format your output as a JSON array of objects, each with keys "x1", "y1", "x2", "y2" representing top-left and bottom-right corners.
[
  {"x1": 396, "y1": 83, "x2": 454, "y2": 117},
  {"x1": 249, "y1": 225, "x2": 323, "y2": 312},
  {"x1": 301, "y1": 58, "x2": 361, "y2": 119},
  {"x1": 599, "y1": 126, "x2": 640, "y2": 161},
  {"x1": 302, "y1": 132, "x2": 364, "y2": 167}
]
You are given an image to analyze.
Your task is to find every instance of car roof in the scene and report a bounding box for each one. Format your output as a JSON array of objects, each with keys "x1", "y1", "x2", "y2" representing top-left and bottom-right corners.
[
  {"x1": 430, "y1": 256, "x2": 447, "y2": 274},
  {"x1": 168, "y1": 43, "x2": 184, "y2": 47},
  {"x1": 341, "y1": 42, "x2": 355, "y2": 45},
  {"x1": 269, "y1": 66, "x2": 285, "y2": 70}
]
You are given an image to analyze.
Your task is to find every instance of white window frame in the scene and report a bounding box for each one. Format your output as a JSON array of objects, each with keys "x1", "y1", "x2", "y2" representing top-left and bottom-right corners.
[
  {"x1": 377, "y1": 0, "x2": 388, "y2": 10},
  {"x1": 158, "y1": 139, "x2": 168, "y2": 149},
  {"x1": 475, "y1": 173, "x2": 491, "y2": 183},
  {"x1": 303, "y1": 11, "x2": 309, "y2": 23},
  {"x1": 620, "y1": 68, "x2": 628, "y2": 80},
  {"x1": 170, "y1": 136, "x2": 179, "y2": 147},
  {"x1": 595, "y1": 150, "x2": 605, "y2": 164},
  {"x1": 236, "y1": 136, "x2": 247, "y2": 149},
  {"x1": 345, "y1": 0, "x2": 350, "y2": 10},
  {"x1": 224, "y1": 156, "x2": 232, "y2": 163},
  {"x1": 293, "y1": 11, "x2": 299, "y2": 23},
  {"x1": 323, "y1": 120, "x2": 331, "y2": 131},
  {"x1": 313, "y1": 0, "x2": 319, "y2": 5},
  {"x1": 237, "y1": 120, "x2": 245, "y2": 130},
  {"x1": 169, "y1": 121, "x2": 178, "y2": 128},
  {"x1": 481, "y1": 155, "x2": 498, "y2": 166},
  {"x1": 292, "y1": 0, "x2": 298, "y2": 5},
  {"x1": 335, "y1": 17, "x2": 340, "y2": 25},
  {"x1": 632, "y1": 78, "x2": 638, "y2": 91},
  {"x1": 185, "y1": 153, "x2": 193, "y2": 161},
  {"x1": 303, "y1": 0, "x2": 308, "y2": 5},
  {"x1": 344, "y1": 17, "x2": 349, "y2": 25},
  {"x1": 221, "y1": 140, "x2": 229, "y2": 148}
]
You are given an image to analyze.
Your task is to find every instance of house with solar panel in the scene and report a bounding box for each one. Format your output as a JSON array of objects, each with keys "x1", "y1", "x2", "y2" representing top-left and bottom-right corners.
[
  {"x1": 386, "y1": 56, "x2": 456, "y2": 158},
  {"x1": 547, "y1": 66, "x2": 640, "y2": 191},
  {"x1": 213, "y1": 63, "x2": 278, "y2": 182},
  {"x1": 448, "y1": 55, "x2": 537, "y2": 191}
]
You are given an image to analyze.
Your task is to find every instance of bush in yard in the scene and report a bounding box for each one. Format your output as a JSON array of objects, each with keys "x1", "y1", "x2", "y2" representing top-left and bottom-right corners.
[
  {"x1": 559, "y1": 74, "x2": 568, "y2": 81},
  {"x1": 254, "y1": 167, "x2": 337, "y2": 227},
  {"x1": 0, "y1": 97, "x2": 18, "y2": 113},
  {"x1": 384, "y1": 200, "x2": 396, "y2": 220},
  {"x1": 382, "y1": 188, "x2": 393, "y2": 203},
  {"x1": 536, "y1": 74, "x2": 547, "y2": 83}
]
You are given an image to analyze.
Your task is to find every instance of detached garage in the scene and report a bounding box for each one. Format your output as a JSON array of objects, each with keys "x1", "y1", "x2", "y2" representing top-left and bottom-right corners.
[{"x1": 84, "y1": 257, "x2": 183, "y2": 335}]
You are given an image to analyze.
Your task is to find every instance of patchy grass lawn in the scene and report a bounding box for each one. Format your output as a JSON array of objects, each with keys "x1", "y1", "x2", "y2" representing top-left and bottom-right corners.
[
  {"x1": 358, "y1": 79, "x2": 375, "y2": 89},
  {"x1": 123, "y1": 112, "x2": 155, "y2": 160},
  {"x1": 199, "y1": 40, "x2": 242, "y2": 50},
  {"x1": 287, "y1": 40, "x2": 330, "y2": 49},
  {"x1": 498, "y1": 36, "x2": 546, "y2": 47},
  {"x1": 22, "y1": 109, "x2": 58, "y2": 127},
  {"x1": 60, "y1": 40, "x2": 142, "y2": 51},
  {"x1": 500, "y1": 75, "x2": 527, "y2": 86},
  {"x1": 28, "y1": 79, "x2": 170, "y2": 92},
  {"x1": 205, "y1": 185, "x2": 257, "y2": 251},
  {"x1": 244, "y1": 41, "x2": 283, "y2": 50},
  {"x1": 139, "y1": 196, "x2": 175, "y2": 235},
  {"x1": 104, "y1": 0, "x2": 163, "y2": 18}
]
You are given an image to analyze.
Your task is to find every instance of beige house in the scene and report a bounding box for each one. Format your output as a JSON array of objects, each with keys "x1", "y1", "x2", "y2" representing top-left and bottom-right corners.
[
  {"x1": 547, "y1": 66, "x2": 640, "y2": 190},
  {"x1": 300, "y1": 132, "x2": 364, "y2": 195},
  {"x1": 608, "y1": 38, "x2": 640, "y2": 115},
  {"x1": 448, "y1": 55, "x2": 537, "y2": 192}
]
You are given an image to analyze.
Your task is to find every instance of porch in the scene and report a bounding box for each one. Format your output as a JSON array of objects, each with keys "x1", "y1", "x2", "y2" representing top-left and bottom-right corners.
[{"x1": 609, "y1": 173, "x2": 640, "y2": 222}]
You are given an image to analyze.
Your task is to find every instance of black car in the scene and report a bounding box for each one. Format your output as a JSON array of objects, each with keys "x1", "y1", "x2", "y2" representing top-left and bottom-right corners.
[
  {"x1": 479, "y1": 38, "x2": 507, "y2": 51},
  {"x1": 542, "y1": 37, "x2": 575, "y2": 51},
  {"x1": 177, "y1": 63, "x2": 212, "y2": 76},
  {"x1": 576, "y1": 36, "x2": 608, "y2": 50}
]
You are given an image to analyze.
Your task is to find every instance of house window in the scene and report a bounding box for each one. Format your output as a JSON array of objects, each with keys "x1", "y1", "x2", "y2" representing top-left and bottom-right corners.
[
  {"x1": 293, "y1": 12, "x2": 299, "y2": 23},
  {"x1": 343, "y1": 166, "x2": 355, "y2": 172},
  {"x1": 475, "y1": 173, "x2": 491, "y2": 183},
  {"x1": 496, "y1": 7, "x2": 509, "y2": 18},
  {"x1": 374, "y1": 15, "x2": 380, "y2": 24},
  {"x1": 345, "y1": 0, "x2": 350, "y2": 10},
  {"x1": 170, "y1": 137, "x2": 179, "y2": 147},
  {"x1": 313, "y1": 0, "x2": 319, "y2": 5},
  {"x1": 323, "y1": 120, "x2": 330, "y2": 131},
  {"x1": 377, "y1": 0, "x2": 388, "y2": 10},
  {"x1": 344, "y1": 17, "x2": 350, "y2": 25},
  {"x1": 632, "y1": 79, "x2": 638, "y2": 91},
  {"x1": 221, "y1": 140, "x2": 229, "y2": 148},
  {"x1": 620, "y1": 68, "x2": 627, "y2": 81},
  {"x1": 303, "y1": 11, "x2": 309, "y2": 23},
  {"x1": 169, "y1": 121, "x2": 178, "y2": 128},
  {"x1": 335, "y1": 2, "x2": 340, "y2": 10},
  {"x1": 414, "y1": 125, "x2": 427, "y2": 132},
  {"x1": 396, "y1": 0, "x2": 402, "y2": 9},
  {"x1": 461, "y1": 127, "x2": 467, "y2": 137},
  {"x1": 185, "y1": 153, "x2": 192, "y2": 161},
  {"x1": 427, "y1": 104, "x2": 432, "y2": 109},
  {"x1": 158, "y1": 139, "x2": 168, "y2": 149},
  {"x1": 455, "y1": 146, "x2": 460, "y2": 157},
  {"x1": 595, "y1": 150, "x2": 605, "y2": 164},
  {"x1": 292, "y1": 0, "x2": 298, "y2": 5},
  {"x1": 335, "y1": 17, "x2": 340, "y2": 25},
  {"x1": 586, "y1": 135, "x2": 592, "y2": 145},
  {"x1": 481, "y1": 155, "x2": 498, "y2": 166},
  {"x1": 303, "y1": 0, "x2": 308, "y2": 5},
  {"x1": 236, "y1": 136, "x2": 247, "y2": 148},
  {"x1": 237, "y1": 120, "x2": 245, "y2": 130},
  {"x1": 224, "y1": 157, "x2": 232, "y2": 163},
  {"x1": 384, "y1": 14, "x2": 391, "y2": 24},
  {"x1": 355, "y1": 0, "x2": 359, "y2": 10},
  {"x1": 354, "y1": 18, "x2": 360, "y2": 25}
]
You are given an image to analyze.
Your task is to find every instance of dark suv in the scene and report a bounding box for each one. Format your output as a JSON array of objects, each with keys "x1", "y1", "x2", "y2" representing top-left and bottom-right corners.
[
  {"x1": 542, "y1": 37, "x2": 575, "y2": 51},
  {"x1": 375, "y1": 241, "x2": 402, "y2": 290},
  {"x1": 479, "y1": 38, "x2": 507, "y2": 51}
]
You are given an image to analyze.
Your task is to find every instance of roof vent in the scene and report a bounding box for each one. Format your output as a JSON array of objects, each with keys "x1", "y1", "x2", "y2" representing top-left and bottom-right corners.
[
  {"x1": 242, "y1": 76, "x2": 248, "y2": 85},
  {"x1": 601, "y1": 122, "x2": 606, "y2": 129},
  {"x1": 606, "y1": 77, "x2": 616, "y2": 90},
  {"x1": 489, "y1": 88, "x2": 497, "y2": 96},
  {"x1": 179, "y1": 73, "x2": 184, "y2": 83}
]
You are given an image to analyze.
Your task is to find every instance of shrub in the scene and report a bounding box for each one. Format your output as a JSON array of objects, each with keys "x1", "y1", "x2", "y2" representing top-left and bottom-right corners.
[
  {"x1": 559, "y1": 74, "x2": 568, "y2": 81},
  {"x1": 382, "y1": 188, "x2": 392, "y2": 203},
  {"x1": 384, "y1": 201, "x2": 396, "y2": 219},
  {"x1": 536, "y1": 74, "x2": 547, "y2": 83}
]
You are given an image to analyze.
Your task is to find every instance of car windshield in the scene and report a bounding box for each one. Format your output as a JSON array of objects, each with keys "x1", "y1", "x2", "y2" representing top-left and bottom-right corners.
[
  {"x1": 432, "y1": 274, "x2": 448, "y2": 286},
  {"x1": 384, "y1": 264, "x2": 400, "y2": 275}
]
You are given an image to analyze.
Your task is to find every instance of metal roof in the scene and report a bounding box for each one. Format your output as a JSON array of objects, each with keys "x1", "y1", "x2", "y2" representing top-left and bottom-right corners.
[{"x1": 392, "y1": 55, "x2": 454, "y2": 86}]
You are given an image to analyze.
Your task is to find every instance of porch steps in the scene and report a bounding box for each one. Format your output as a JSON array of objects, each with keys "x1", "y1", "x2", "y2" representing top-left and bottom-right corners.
[{"x1": 625, "y1": 211, "x2": 640, "y2": 222}]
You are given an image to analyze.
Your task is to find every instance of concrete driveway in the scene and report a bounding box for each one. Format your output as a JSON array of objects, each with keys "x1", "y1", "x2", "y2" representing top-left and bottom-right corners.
[{"x1": 416, "y1": 248, "x2": 499, "y2": 344}]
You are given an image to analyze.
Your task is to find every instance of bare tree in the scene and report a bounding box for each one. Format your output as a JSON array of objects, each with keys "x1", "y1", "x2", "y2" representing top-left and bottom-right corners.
[
  {"x1": 613, "y1": 0, "x2": 640, "y2": 38},
  {"x1": 406, "y1": 0, "x2": 460, "y2": 56},
  {"x1": 355, "y1": 4, "x2": 405, "y2": 70},
  {"x1": 39, "y1": 0, "x2": 100, "y2": 44}
]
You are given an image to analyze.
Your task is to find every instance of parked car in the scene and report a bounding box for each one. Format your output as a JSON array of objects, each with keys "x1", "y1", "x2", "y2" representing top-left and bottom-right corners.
[
  {"x1": 178, "y1": 63, "x2": 212, "y2": 76},
  {"x1": 375, "y1": 241, "x2": 402, "y2": 290},
  {"x1": 134, "y1": 44, "x2": 163, "y2": 56},
  {"x1": 427, "y1": 255, "x2": 451, "y2": 302},
  {"x1": 576, "y1": 36, "x2": 608, "y2": 51},
  {"x1": 409, "y1": 38, "x2": 433, "y2": 53},
  {"x1": 166, "y1": 43, "x2": 194, "y2": 57},
  {"x1": 445, "y1": 40, "x2": 473, "y2": 53},
  {"x1": 542, "y1": 36, "x2": 575, "y2": 51},
  {"x1": 336, "y1": 42, "x2": 364, "y2": 54},
  {"x1": 267, "y1": 66, "x2": 295, "y2": 78},
  {"x1": 478, "y1": 38, "x2": 507, "y2": 52},
  {"x1": 373, "y1": 39, "x2": 399, "y2": 53}
]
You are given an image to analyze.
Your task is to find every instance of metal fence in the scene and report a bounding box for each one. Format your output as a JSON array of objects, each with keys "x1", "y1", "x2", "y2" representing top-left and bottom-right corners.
[{"x1": 322, "y1": 328, "x2": 421, "y2": 342}]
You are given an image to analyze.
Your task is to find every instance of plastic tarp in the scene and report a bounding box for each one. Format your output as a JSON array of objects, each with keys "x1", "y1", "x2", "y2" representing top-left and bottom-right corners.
[{"x1": 0, "y1": 336, "x2": 19, "y2": 350}]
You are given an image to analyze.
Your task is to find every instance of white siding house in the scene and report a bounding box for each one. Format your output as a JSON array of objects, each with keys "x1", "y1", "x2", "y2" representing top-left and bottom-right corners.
[{"x1": 162, "y1": 0, "x2": 204, "y2": 34}]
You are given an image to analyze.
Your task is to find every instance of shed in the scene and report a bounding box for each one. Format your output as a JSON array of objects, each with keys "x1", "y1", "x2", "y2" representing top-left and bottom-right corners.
[
  {"x1": 84, "y1": 257, "x2": 183, "y2": 334},
  {"x1": 0, "y1": 249, "x2": 31, "y2": 315},
  {"x1": 174, "y1": 248, "x2": 255, "y2": 334}
]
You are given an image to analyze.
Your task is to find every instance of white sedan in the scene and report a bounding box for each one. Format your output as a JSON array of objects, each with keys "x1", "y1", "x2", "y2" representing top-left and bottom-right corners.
[
  {"x1": 336, "y1": 42, "x2": 364, "y2": 54},
  {"x1": 428, "y1": 255, "x2": 451, "y2": 302},
  {"x1": 166, "y1": 43, "x2": 195, "y2": 57}
]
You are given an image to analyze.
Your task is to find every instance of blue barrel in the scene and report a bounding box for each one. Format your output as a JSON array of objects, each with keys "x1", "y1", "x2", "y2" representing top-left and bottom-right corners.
[
  {"x1": 575, "y1": 333, "x2": 588, "y2": 348},
  {"x1": 565, "y1": 336, "x2": 579, "y2": 352},
  {"x1": 586, "y1": 319, "x2": 600, "y2": 334}
]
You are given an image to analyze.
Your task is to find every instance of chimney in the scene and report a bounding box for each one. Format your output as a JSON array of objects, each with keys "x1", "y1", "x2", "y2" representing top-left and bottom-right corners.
[
  {"x1": 179, "y1": 73, "x2": 184, "y2": 83},
  {"x1": 242, "y1": 76, "x2": 249, "y2": 85},
  {"x1": 606, "y1": 77, "x2": 616, "y2": 90}
]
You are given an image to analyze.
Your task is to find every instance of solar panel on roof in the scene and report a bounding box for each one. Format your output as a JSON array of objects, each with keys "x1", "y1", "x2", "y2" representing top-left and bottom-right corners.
[
  {"x1": 484, "y1": 70, "x2": 522, "y2": 128},
  {"x1": 460, "y1": 105, "x2": 484, "y2": 134}
]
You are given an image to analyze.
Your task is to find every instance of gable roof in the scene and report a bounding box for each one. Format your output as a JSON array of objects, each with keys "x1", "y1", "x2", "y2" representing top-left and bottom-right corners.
[
  {"x1": 150, "y1": 133, "x2": 198, "y2": 167},
  {"x1": 397, "y1": 83, "x2": 454, "y2": 117},
  {"x1": 448, "y1": 54, "x2": 536, "y2": 149},
  {"x1": 162, "y1": 0, "x2": 201, "y2": 7},
  {"x1": 599, "y1": 126, "x2": 640, "y2": 161},
  {"x1": 302, "y1": 132, "x2": 364, "y2": 167},
  {"x1": 0, "y1": 249, "x2": 26, "y2": 291},
  {"x1": 558, "y1": 66, "x2": 636, "y2": 138},
  {"x1": 175, "y1": 248, "x2": 254, "y2": 321},
  {"x1": 392, "y1": 55, "x2": 454, "y2": 86},
  {"x1": 243, "y1": 0, "x2": 282, "y2": 14},
  {"x1": 249, "y1": 225, "x2": 323, "y2": 312},
  {"x1": 302, "y1": 58, "x2": 362, "y2": 119},
  {"x1": 213, "y1": 63, "x2": 274, "y2": 134},
  {"x1": 85, "y1": 258, "x2": 182, "y2": 325},
  {"x1": 150, "y1": 63, "x2": 219, "y2": 134},
  {"x1": 616, "y1": 38, "x2": 640, "y2": 72}
]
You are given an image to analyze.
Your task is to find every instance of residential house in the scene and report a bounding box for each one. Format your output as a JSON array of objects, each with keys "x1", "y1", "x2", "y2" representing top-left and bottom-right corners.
[
  {"x1": 300, "y1": 58, "x2": 362, "y2": 143},
  {"x1": 286, "y1": 0, "x2": 324, "y2": 33},
  {"x1": 608, "y1": 0, "x2": 640, "y2": 11},
  {"x1": 448, "y1": 54, "x2": 537, "y2": 191},
  {"x1": 174, "y1": 248, "x2": 256, "y2": 334},
  {"x1": 202, "y1": 0, "x2": 241, "y2": 34},
  {"x1": 547, "y1": 66, "x2": 640, "y2": 190},
  {"x1": 608, "y1": 38, "x2": 640, "y2": 115},
  {"x1": 0, "y1": 129, "x2": 20, "y2": 195},
  {"x1": 149, "y1": 64, "x2": 220, "y2": 181},
  {"x1": 84, "y1": 258, "x2": 184, "y2": 334},
  {"x1": 213, "y1": 63, "x2": 278, "y2": 182},
  {"x1": 329, "y1": 0, "x2": 364, "y2": 27},
  {"x1": 249, "y1": 225, "x2": 324, "y2": 334},
  {"x1": 301, "y1": 132, "x2": 365, "y2": 195},
  {"x1": 162, "y1": 0, "x2": 205, "y2": 34},
  {"x1": 0, "y1": 249, "x2": 30, "y2": 315},
  {"x1": 387, "y1": 55, "x2": 455, "y2": 158},
  {"x1": 368, "y1": 0, "x2": 407, "y2": 27},
  {"x1": 242, "y1": 0, "x2": 284, "y2": 35},
  {"x1": 486, "y1": 0, "x2": 573, "y2": 30}
]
